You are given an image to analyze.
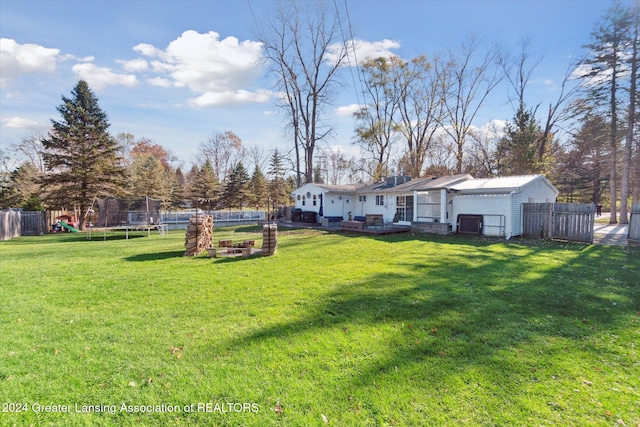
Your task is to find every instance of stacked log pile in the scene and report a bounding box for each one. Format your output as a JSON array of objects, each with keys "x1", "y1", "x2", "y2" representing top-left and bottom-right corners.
[
  {"x1": 184, "y1": 215, "x2": 213, "y2": 256},
  {"x1": 262, "y1": 223, "x2": 277, "y2": 256}
]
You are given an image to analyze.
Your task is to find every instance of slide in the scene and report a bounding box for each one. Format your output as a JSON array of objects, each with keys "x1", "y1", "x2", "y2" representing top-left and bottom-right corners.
[{"x1": 60, "y1": 221, "x2": 80, "y2": 233}]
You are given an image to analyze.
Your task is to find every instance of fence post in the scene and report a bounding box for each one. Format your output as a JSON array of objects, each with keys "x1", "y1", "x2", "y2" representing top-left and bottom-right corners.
[
  {"x1": 629, "y1": 203, "x2": 640, "y2": 244},
  {"x1": 0, "y1": 210, "x2": 22, "y2": 241}
]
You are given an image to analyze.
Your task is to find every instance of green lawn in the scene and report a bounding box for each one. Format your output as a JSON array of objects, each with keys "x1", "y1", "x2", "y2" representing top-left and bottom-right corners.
[{"x1": 0, "y1": 227, "x2": 638, "y2": 426}]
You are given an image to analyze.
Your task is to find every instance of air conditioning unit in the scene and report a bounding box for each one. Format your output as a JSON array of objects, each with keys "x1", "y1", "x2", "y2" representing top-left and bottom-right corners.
[{"x1": 456, "y1": 214, "x2": 483, "y2": 235}]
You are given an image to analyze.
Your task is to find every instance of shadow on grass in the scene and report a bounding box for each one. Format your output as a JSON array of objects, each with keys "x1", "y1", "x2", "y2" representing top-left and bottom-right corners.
[
  {"x1": 1, "y1": 232, "x2": 149, "y2": 245},
  {"x1": 222, "y1": 240, "x2": 638, "y2": 402},
  {"x1": 123, "y1": 250, "x2": 186, "y2": 262}
]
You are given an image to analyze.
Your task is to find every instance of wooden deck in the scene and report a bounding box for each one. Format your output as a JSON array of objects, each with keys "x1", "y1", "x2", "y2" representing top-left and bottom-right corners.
[
  {"x1": 280, "y1": 221, "x2": 410, "y2": 235},
  {"x1": 339, "y1": 225, "x2": 411, "y2": 235}
]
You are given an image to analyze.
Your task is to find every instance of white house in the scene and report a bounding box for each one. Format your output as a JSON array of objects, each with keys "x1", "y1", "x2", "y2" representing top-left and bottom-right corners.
[
  {"x1": 291, "y1": 174, "x2": 559, "y2": 238},
  {"x1": 291, "y1": 174, "x2": 470, "y2": 228},
  {"x1": 450, "y1": 174, "x2": 559, "y2": 238},
  {"x1": 291, "y1": 183, "x2": 361, "y2": 220}
]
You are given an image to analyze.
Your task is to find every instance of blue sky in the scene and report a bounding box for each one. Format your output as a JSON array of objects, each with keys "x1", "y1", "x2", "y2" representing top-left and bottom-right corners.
[{"x1": 0, "y1": 0, "x2": 622, "y2": 168}]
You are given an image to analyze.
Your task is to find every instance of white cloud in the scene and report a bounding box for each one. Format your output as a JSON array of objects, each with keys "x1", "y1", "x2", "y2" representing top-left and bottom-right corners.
[
  {"x1": 189, "y1": 89, "x2": 271, "y2": 107},
  {"x1": 328, "y1": 38, "x2": 401, "y2": 66},
  {"x1": 147, "y1": 77, "x2": 172, "y2": 87},
  {"x1": 132, "y1": 30, "x2": 268, "y2": 106},
  {"x1": 133, "y1": 43, "x2": 161, "y2": 57},
  {"x1": 335, "y1": 103, "x2": 362, "y2": 116},
  {"x1": 469, "y1": 119, "x2": 507, "y2": 138},
  {"x1": 71, "y1": 63, "x2": 138, "y2": 91},
  {"x1": 59, "y1": 53, "x2": 94, "y2": 63},
  {"x1": 118, "y1": 58, "x2": 148, "y2": 72},
  {"x1": 0, "y1": 38, "x2": 60, "y2": 87},
  {"x1": 2, "y1": 116, "x2": 40, "y2": 129}
]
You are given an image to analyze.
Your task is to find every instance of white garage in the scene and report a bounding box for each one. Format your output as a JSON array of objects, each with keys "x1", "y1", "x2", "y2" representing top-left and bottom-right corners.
[{"x1": 450, "y1": 175, "x2": 559, "y2": 238}]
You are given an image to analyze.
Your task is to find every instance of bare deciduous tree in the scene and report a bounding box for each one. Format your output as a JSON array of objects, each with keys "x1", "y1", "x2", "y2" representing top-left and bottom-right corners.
[
  {"x1": 258, "y1": 0, "x2": 348, "y2": 185},
  {"x1": 440, "y1": 37, "x2": 502, "y2": 174},
  {"x1": 12, "y1": 129, "x2": 48, "y2": 175},
  {"x1": 354, "y1": 56, "x2": 402, "y2": 181},
  {"x1": 198, "y1": 130, "x2": 245, "y2": 181}
]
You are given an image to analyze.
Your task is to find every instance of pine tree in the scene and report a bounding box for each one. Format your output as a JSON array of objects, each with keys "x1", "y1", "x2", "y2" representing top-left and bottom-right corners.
[
  {"x1": 41, "y1": 80, "x2": 125, "y2": 228},
  {"x1": 129, "y1": 155, "x2": 172, "y2": 201},
  {"x1": 171, "y1": 167, "x2": 187, "y2": 208},
  {"x1": 497, "y1": 103, "x2": 547, "y2": 175},
  {"x1": 580, "y1": 3, "x2": 635, "y2": 223},
  {"x1": 268, "y1": 149, "x2": 289, "y2": 207},
  {"x1": 0, "y1": 161, "x2": 43, "y2": 210},
  {"x1": 248, "y1": 166, "x2": 268, "y2": 209},
  {"x1": 221, "y1": 162, "x2": 250, "y2": 209},
  {"x1": 189, "y1": 160, "x2": 218, "y2": 210}
]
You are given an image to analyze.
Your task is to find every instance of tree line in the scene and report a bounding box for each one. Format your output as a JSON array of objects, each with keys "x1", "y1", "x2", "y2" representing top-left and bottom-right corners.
[
  {"x1": 259, "y1": 0, "x2": 639, "y2": 224},
  {"x1": 0, "y1": 81, "x2": 295, "y2": 229},
  {"x1": 1, "y1": 1, "x2": 638, "y2": 226}
]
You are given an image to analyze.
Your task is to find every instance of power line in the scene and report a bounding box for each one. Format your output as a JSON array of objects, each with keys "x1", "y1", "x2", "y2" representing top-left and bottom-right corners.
[{"x1": 334, "y1": 0, "x2": 363, "y2": 109}]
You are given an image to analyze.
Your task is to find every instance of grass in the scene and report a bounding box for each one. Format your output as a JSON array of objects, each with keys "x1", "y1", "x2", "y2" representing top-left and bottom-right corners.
[{"x1": 0, "y1": 226, "x2": 638, "y2": 426}]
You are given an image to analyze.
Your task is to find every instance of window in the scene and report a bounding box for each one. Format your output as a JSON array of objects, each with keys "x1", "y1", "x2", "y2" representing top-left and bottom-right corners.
[
  {"x1": 313, "y1": 195, "x2": 317, "y2": 206},
  {"x1": 302, "y1": 195, "x2": 306, "y2": 206},
  {"x1": 375, "y1": 195, "x2": 384, "y2": 206},
  {"x1": 396, "y1": 195, "x2": 414, "y2": 222},
  {"x1": 416, "y1": 191, "x2": 440, "y2": 221},
  {"x1": 359, "y1": 195, "x2": 367, "y2": 202}
]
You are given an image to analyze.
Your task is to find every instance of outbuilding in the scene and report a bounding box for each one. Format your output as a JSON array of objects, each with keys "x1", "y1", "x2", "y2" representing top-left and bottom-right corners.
[{"x1": 450, "y1": 174, "x2": 559, "y2": 238}]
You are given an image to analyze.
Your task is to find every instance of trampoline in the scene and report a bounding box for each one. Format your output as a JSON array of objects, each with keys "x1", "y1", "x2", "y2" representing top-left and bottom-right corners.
[{"x1": 89, "y1": 196, "x2": 164, "y2": 239}]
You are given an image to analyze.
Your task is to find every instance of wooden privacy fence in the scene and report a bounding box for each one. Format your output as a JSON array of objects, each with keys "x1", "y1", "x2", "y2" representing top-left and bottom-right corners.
[
  {"x1": 629, "y1": 203, "x2": 640, "y2": 244},
  {"x1": 523, "y1": 203, "x2": 595, "y2": 243},
  {"x1": 522, "y1": 203, "x2": 554, "y2": 239},
  {"x1": 21, "y1": 211, "x2": 46, "y2": 236},
  {"x1": 0, "y1": 210, "x2": 21, "y2": 241}
]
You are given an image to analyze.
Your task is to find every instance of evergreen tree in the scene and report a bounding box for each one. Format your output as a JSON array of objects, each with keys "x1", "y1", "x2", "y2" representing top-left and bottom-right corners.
[
  {"x1": 497, "y1": 103, "x2": 547, "y2": 175},
  {"x1": 268, "y1": 149, "x2": 289, "y2": 207},
  {"x1": 171, "y1": 167, "x2": 187, "y2": 208},
  {"x1": 553, "y1": 114, "x2": 608, "y2": 204},
  {"x1": 0, "y1": 162, "x2": 43, "y2": 210},
  {"x1": 221, "y1": 162, "x2": 250, "y2": 209},
  {"x1": 580, "y1": 3, "x2": 635, "y2": 223},
  {"x1": 129, "y1": 155, "x2": 172, "y2": 201},
  {"x1": 41, "y1": 80, "x2": 125, "y2": 228},
  {"x1": 248, "y1": 166, "x2": 268, "y2": 209},
  {"x1": 189, "y1": 160, "x2": 218, "y2": 210}
]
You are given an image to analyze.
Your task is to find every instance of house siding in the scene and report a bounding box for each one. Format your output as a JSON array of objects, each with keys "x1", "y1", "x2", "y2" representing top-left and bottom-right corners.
[{"x1": 452, "y1": 194, "x2": 513, "y2": 237}]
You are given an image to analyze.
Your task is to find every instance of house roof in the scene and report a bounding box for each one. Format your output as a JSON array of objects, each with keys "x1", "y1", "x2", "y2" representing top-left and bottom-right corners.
[
  {"x1": 314, "y1": 183, "x2": 362, "y2": 192},
  {"x1": 291, "y1": 183, "x2": 361, "y2": 194},
  {"x1": 374, "y1": 174, "x2": 473, "y2": 193},
  {"x1": 450, "y1": 174, "x2": 558, "y2": 194}
]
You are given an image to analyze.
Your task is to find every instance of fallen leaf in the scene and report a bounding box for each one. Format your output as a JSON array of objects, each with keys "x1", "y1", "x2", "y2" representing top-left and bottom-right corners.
[
  {"x1": 583, "y1": 380, "x2": 593, "y2": 386},
  {"x1": 129, "y1": 381, "x2": 137, "y2": 387},
  {"x1": 321, "y1": 413, "x2": 328, "y2": 424},
  {"x1": 274, "y1": 401, "x2": 283, "y2": 415}
]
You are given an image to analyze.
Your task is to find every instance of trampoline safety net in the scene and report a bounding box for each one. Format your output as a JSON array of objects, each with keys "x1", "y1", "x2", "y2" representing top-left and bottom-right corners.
[{"x1": 95, "y1": 196, "x2": 162, "y2": 228}]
